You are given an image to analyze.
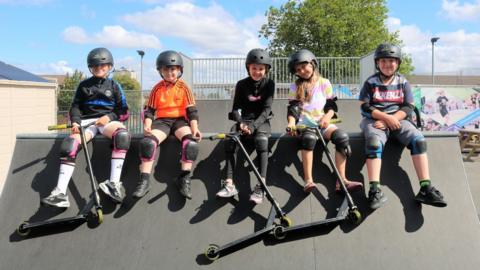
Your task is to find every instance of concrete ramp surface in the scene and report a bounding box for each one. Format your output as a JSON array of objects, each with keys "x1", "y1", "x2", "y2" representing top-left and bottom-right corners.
[{"x1": 0, "y1": 133, "x2": 479, "y2": 270}]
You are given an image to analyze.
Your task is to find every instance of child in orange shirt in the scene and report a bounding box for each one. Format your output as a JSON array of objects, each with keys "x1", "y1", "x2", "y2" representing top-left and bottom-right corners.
[{"x1": 133, "y1": 50, "x2": 202, "y2": 200}]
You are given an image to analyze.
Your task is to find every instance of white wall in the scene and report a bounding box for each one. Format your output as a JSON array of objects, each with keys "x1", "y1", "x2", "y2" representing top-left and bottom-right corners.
[{"x1": 0, "y1": 80, "x2": 57, "y2": 195}]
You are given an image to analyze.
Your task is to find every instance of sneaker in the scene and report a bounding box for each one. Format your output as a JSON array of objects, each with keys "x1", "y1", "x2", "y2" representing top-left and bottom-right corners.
[
  {"x1": 415, "y1": 186, "x2": 447, "y2": 207},
  {"x1": 178, "y1": 174, "x2": 192, "y2": 200},
  {"x1": 133, "y1": 179, "x2": 150, "y2": 198},
  {"x1": 368, "y1": 188, "x2": 388, "y2": 210},
  {"x1": 99, "y1": 180, "x2": 125, "y2": 203},
  {"x1": 216, "y1": 181, "x2": 239, "y2": 198},
  {"x1": 41, "y1": 188, "x2": 70, "y2": 208},
  {"x1": 249, "y1": 184, "x2": 265, "y2": 204},
  {"x1": 336, "y1": 180, "x2": 363, "y2": 193}
]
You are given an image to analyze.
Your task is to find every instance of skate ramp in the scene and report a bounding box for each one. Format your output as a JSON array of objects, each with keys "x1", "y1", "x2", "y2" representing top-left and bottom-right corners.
[{"x1": 0, "y1": 133, "x2": 479, "y2": 270}]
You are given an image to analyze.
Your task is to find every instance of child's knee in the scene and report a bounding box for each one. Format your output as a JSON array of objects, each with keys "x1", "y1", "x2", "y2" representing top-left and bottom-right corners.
[
  {"x1": 365, "y1": 136, "x2": 383, "y2": 159},
  {"x1": 407, "y1": 136, "x2": 427, "y2": 155}
]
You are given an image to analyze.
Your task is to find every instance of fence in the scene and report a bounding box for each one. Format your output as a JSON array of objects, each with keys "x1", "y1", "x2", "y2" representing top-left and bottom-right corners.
[
  {"x1": 191, "y1": 56, "x2": 361, "y2": 100},
  {"x1": 55, "y1": 56, "x2": 361, "y2": 132}
]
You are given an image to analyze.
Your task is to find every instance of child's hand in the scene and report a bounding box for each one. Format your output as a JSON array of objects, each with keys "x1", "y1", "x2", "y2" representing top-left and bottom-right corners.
[
  {"x1": 374, "y1": 120, "x2": 387, "y2": 130},
  {"x1": 286, "y1": 123, "x2": 297, "y2": 136},
  {"x1": 191, "y1": 127, "x2": 202, "y2": 142},
  {"x1": 96, "y1": 115, "x2": 110, "y2": 126},
  {"x1": 319, "y1": 115, "x2": 331, "y2": 129},
  {"x1": 383, "y1": 115, "x2": 401, "y2": 130},
  {"x1": 71, "y1": 123, "x2": 80, "y2": 134},
  {"x1": 239, "y1": 122, "x2": 252, "y2": 135},
  {"x1": 143, "y1": 125, "x2": 152, "y2": 135}
]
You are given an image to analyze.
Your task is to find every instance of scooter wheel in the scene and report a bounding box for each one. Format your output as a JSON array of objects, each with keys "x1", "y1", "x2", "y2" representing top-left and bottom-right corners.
[
  {"x1": 273, "y1": 225, "x2": 286, "y2": 240},
  {"x1": 280, "y1": 216, "x2": 292, "y2": 227},
  {"x1": 16, "y1": 221, "x2": 31, "y2": 236},
  {"x1": 204, "y1": 244, "x2": 220, "y2": 261},
  {"x1": 348, "y1": 209, "x2": 362, "y2": 224},
  {"x1": 96, "y1": 209, "x2": 103, "y2": 224}
]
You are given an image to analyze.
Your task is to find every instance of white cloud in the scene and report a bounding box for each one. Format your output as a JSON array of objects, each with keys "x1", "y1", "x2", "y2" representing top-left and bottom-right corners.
[
  {"x1": 62, "y1": 25, "x2": 162, "y2": 49},
  {"x1": 122, "y1": 2, "x2": 264, "y2": 56},
  {"x1": 19, "y1": 60, "x2": 75, "y2": 75},
  {"x1": 441, "y1": 0, "x2": 480, "y2": 21},
  {"x1": 387, "y1": 16, "x2": 480, "y2": 75}
]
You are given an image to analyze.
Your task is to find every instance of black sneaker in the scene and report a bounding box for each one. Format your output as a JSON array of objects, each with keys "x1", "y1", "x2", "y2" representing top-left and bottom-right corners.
[
  {"x1": 41, "y1": 188, "x2": 70, "y2": 208},
  {"x1": 368, "y1": 188, "x2": 388, "y2": 210},
  {"x1": 415, "y1": 186, "x2": 447, "y2": 207},
  {"x1": 133, "y1": 179, "x2": 150, "y2": 198},
  {"x1": 178, "y1": 174, "x2": 192, "y2": 200}
]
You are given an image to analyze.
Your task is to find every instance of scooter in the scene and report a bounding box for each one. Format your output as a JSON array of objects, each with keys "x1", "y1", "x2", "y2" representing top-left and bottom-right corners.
[
  {"x1": 270, "y1": 123, "x2": 361, "y2": 240},
  {"x1": 204, "y1": 132, "x2": 292, "y2": 261},
  {"x1": 16, "y1": 123, "x2": 103, "y2": 236}
]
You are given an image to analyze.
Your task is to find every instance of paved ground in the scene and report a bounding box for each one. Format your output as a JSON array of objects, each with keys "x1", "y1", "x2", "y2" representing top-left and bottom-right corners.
[{"x1": 0, "y1": 132, "x2": 479, "y2": 270}]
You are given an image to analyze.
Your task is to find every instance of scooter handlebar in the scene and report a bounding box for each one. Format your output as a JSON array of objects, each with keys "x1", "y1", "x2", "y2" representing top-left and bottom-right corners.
[
  {"x1": 209, "y1": 133, "x2": 226, "y2": 140},
  {"x1": 47, "y1": 122, "x2": 96, "y2": 131}
]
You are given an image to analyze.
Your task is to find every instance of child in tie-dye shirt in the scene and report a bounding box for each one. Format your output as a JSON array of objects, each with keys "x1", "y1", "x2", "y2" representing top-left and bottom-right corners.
[{"x1": 286, "y1": 49, "x2": 362, "y2": 194}]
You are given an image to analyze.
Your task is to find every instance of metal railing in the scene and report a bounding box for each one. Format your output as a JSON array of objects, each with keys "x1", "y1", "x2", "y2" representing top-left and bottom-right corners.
[{"x1": 55, "y1": 56, "x2": 361, "y2": 132}]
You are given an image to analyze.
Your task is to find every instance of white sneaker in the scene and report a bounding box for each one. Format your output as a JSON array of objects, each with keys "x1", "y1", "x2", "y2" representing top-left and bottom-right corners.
[
  {"x1": 99, "y1": 180, "x2": 125, "y2": 203},
  {"x1": 41, "y1": 188, "x2": 70, "y2": 208},
  {"x1": 216, "y1": 182, "x2": 239, "y2": 198}
]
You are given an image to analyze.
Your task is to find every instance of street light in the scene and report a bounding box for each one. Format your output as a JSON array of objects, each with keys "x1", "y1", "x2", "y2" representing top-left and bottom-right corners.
[
  {"x1": 136, "y1": 50, "x2": 145, "y2": 114},
  {"x1": 431, "y1": 37, "x2": 440, "y2": 85}
]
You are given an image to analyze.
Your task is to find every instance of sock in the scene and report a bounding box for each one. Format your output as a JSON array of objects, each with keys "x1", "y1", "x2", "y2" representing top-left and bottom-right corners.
[
  {"x1": 109, "y1": 158, "x2": 125, "y2": 183},
  {"x1": 420, "y1": 179, "x2": 431, "y2": 190},
  {"x1": 369, "y1": 181, "x2": 380, "y2": 191},
  {"x1": 56, "y1": 163, "x2": 75, "y2": 194},
  {"x1": 180, "y1": 170, "x2": 190, "y2": 178}
]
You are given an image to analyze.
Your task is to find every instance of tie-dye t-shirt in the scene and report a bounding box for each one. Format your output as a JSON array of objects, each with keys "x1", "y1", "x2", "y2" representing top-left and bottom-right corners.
[{"x1": 289, "y1": 77, "x2": 334, "y2": 126}]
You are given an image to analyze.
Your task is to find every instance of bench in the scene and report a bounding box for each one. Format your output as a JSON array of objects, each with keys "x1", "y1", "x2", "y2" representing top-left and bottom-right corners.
[{"x1": 459, "y1": 129, "x2": 480, "y2": 161}]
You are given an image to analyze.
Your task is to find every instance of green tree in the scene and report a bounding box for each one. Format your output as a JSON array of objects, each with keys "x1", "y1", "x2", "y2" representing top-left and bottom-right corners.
[
  {"x1": 260, "y1": 0, "x2": 414, "y2": 75},
  {"x1": 112, "y1": 73, "x2": 140, "y2": 91},
  {"x1": 58, "y1": 70, "x2": 84, "y2": 112}
]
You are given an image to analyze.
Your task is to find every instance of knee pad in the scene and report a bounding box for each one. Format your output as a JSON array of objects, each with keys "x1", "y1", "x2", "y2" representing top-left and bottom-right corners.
[
  {"x1": 301, "y1": 132, "x2": 317, "y2": 151},
  {"x1": 112, "y1": 128, "x2": 131, "y2": 158},
  {"x1": 224, "y1": 137, "x2": 236, "y2": 153},
  {"x1": 408, "y1": 136, "x2": 427, "y2": 155},
  {"x1": 139, "y1": 136, "x2": 158, "y2": 162},
  {"x1": 331, "y1": 129, "x2": 352, "y2": 157},
  {"x1": 254, "y1": 134, "x2": 268, "y2": 153},
  {"x1": 181, "y1": 134, "x2": 199, "y2": 163},
  {"x1": 59, "y1": 136, "x2": 81, "y2": 163},
  {"x1": 365, "y1": 136, "x2": 383, "y2": 159}
]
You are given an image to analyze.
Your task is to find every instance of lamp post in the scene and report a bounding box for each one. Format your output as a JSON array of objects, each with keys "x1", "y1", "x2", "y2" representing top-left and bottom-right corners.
[
  {"x1": 431, "y1": 37, "x2": 440, "y2": 85},
  {"x1": 136, "y1": 50, "x2": 145, "y2": 114}
]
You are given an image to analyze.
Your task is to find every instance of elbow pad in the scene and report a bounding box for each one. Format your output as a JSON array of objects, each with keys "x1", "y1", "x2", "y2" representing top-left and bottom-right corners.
[
  {"x1": 323, "y1": 97, "x2": 338, "y2": 113},
  {"x1": 228, "y1": 110, "x2": 241, "y2": 122},
  {"x1": 400, "y1": 103, "x2": 415, "y2": 116},
  {"x1": 361, "y1": 103, "x2": 376, "y2": 118},
  {"x1": 186, "y1": 106, "x2": 199, "y2": 121},
  {"x1": 287, "y1": 100, "x2": 302, "y2": 121}
]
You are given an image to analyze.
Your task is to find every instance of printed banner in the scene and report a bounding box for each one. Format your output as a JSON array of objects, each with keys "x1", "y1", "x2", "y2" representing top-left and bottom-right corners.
[{"x1": 415, "y1": 86, "x2": 480, "y2": 131}]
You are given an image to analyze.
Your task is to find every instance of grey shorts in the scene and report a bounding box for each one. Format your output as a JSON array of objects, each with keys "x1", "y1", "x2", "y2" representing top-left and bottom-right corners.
[{"x1": 360, "y1": 118, "x2": 423, "y2": 147}]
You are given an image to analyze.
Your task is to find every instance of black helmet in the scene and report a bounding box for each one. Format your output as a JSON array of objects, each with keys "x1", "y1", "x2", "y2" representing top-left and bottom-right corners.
[
  {"x1": 87, "y1": 47, "x2": 114, "y2": 67},
  {"x1": 245, "y1": 48, "x2": 272, "y2": 71},
  {"x1": 287, "y1": 49, "x2": 317, "y2": 74},
  {"x1": 374, "y1": 43, "x2": 402, "y2": 64},
  {"x1": 156, "y1": 50, "x2": 183, "y2": 71}
]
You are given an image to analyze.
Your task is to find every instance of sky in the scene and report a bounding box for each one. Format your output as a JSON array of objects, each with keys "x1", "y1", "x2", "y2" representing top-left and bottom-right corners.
[{"x1": 1, "y1": 0, "x2": 479, "y2": 89}]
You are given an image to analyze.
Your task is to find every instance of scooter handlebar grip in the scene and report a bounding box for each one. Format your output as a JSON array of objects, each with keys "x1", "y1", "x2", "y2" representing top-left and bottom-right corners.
[
  {"x1": 209, "y1": 134, "x2": 226, "y2": 140},
  {"x1": 47, "y1": 124, "x2": 71, "y2": 130}
]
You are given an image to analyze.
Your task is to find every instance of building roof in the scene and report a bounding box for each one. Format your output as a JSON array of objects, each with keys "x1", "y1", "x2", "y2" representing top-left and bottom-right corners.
[{"x1": 0, "y1": 61, "x2": 49, "y2": 83}]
